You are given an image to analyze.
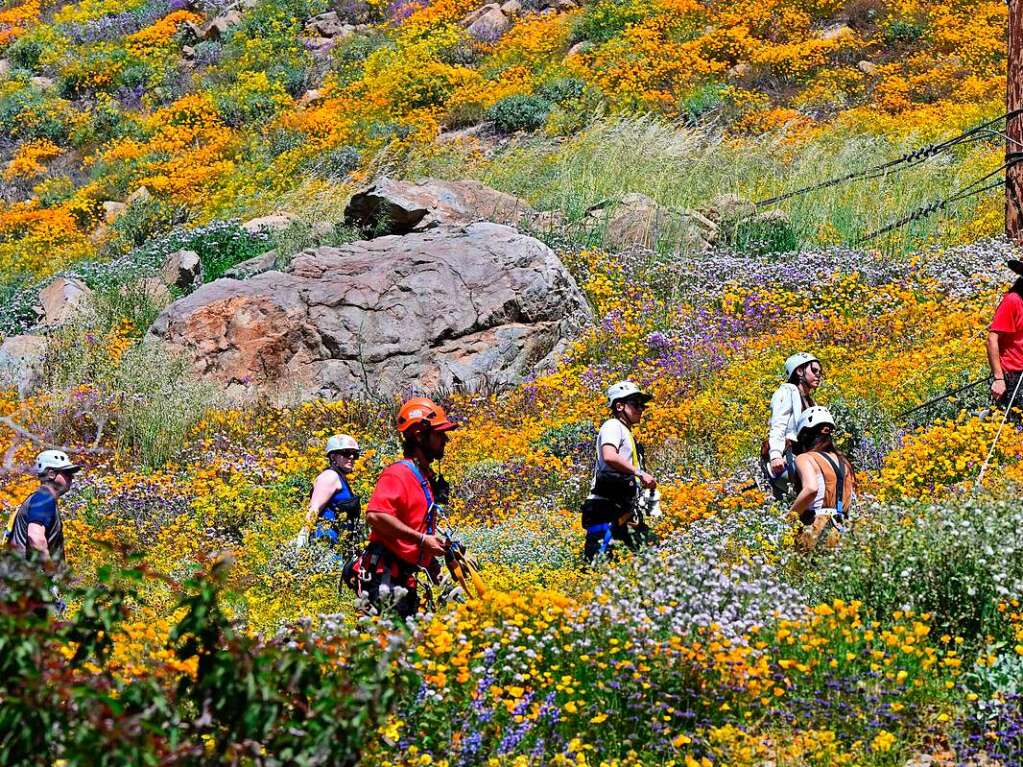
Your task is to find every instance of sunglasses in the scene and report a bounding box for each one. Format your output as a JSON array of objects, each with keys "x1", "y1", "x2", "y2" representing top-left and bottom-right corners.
[
  {"x1": 807, "y1": 365, "x2": 824, "y2": 377},
  {"x1": 336, "y1": 450, "x2": 360, "y2": 459}
]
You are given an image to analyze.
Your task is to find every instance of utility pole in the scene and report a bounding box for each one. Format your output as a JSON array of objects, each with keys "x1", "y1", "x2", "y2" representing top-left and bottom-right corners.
[{"x1": 1008, "y1": 0, "x2": 1023, "y2": 242}]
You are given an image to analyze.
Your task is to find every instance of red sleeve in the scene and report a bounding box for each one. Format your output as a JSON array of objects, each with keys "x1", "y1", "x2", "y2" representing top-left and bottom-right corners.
[
  {"x1": 366, "y1": 465, "x2": 408, "y2": 517},
  {"x1": 991, "y1": 293, "x2": 1023, "y2": 333}
]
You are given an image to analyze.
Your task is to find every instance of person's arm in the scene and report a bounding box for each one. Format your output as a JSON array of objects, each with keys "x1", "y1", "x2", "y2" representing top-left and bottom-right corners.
[
  {"x1": 26, "y1": 522, "x2": 50, "y2": 561},
  {"x1": 789, "y1": 455, "x2": 819, "y2": 525},
  {"x1": 600, "y1": 443, "x2": 656, "y2": 489},
  {"x1": 989, "y1": 330, "x2": 1007, "y2": 399},
  {"x1": 768, "y1": 386, "x2": 793, "y2": 471},
  {"x1": 366, "y1": 510, "x2": 446, "y2": 558},
  {"x1": 306, "y1": 472, "x2": 339, "y2": 526}
]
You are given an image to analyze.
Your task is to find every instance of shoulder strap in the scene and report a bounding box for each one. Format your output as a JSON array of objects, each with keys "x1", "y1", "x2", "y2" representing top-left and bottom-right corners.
[{"x1": 812, "y1": 451, "x2": 845, "y2": 515}]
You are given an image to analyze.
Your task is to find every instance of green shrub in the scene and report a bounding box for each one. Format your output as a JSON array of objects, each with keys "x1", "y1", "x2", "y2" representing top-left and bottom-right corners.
[
  {"x1": 307, "y1": 145, "x2": 362, "y2": 180},
  {"x1": 0, "y1": 558, "x2": 412, "y2": 765},
  {"x1": 679, "y1": 82, "x2": 728, "y2": 124},
  {"x1": 731, "y1": 211, "x2": 798, "y2": 254},
  {"x1": 490, "y1": 93, "x2": 551, "y2": 134},
  {"x1": 801, "y1": 496, "x2": 1023, "y2": 649},
  {"x1": 536, "y1": 77, "x2": 585, "y2": 104},
  {"x1": 0, "y1": 87, "x2": 72, "y2": 143},
  {"x1": 883, "y1": 19, "x2": 926, "y2": 45},
  {"x1": 103, "y1": 198, "x2": 189, "y2": 257},
  {"x1": 6, "y1": 34, "x2": 44, "y2": 70},
  {"x1": 572, "y1": 0, "x2": 654, "y2": 44},
  {"x1": 534, "y1": 420, "x2": 595, "y2": 459},
  {"x1": 331, "y1": 31, "x2": 393, "y2": 85}
]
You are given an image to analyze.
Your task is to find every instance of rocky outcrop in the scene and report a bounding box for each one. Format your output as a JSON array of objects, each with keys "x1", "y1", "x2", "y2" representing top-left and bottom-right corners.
[
  {"x1": 586, "y1": 193, "x2": 718, "y2": 253},
  {"x1": 344, "y1": 177, "x2": 535, "y2": 235},
  {"x1": 148, "y1": 223, "x2": 591, "y2": 400},
  {"x1": 304, "y1": 11, "x2": 355, "y2": 38}
]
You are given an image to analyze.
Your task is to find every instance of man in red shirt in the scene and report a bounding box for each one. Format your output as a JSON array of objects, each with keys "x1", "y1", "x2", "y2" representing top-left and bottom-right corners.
[
  {"x1": 350, "y1": 396, "x2": 456, "y2": 619},
  {"x1": 988, "y1": 259, "x2": 1023, "y2": 416}
]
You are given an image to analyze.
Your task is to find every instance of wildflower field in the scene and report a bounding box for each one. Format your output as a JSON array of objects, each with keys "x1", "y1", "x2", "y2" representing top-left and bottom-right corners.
[{"x1": 3, "y1": 0, "x2": 1023, "y2": 764}]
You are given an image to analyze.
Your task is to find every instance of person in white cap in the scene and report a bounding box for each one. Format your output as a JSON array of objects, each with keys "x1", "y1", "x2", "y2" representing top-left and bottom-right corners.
[
  {"x1": 789, "y1": 406, "x2": 856, "y2": 551},
  {"x1": 581, "y1": 381, "x2": 658, "y2": 562},
  {"x1": 762, "y1": 352, "x2": 824, "y2": 500},
  {"x1": 7, "y1": 449, "x2": 81, "y2": 565},
  {"x1": 294, "y1": 435, "x2": 362, "y2": 557}
]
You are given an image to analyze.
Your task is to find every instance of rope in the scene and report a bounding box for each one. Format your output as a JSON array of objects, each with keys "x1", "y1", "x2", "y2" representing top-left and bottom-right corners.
[
  {"x1": 856, "y1": 157, "x2": 1019, "y2": 243},
  {"x1": 755, "y1": 108, "x2": 1023, "y2": 208},
  {"x1": 895, "y1": 377, "x2": 990, "y2": 420},
  {"x1": 975, "y1": 374, "x2": 1023, "y2": 489}
]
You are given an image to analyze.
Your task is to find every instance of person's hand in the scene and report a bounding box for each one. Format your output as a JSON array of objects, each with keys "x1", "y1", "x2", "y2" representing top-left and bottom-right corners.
[
  {"x1": 420, "y1": 534, "x2": 448, "y2": 559},
  {"x1": 295, "y1": 528, "x2": 309, "y2": 550},
  {"x1": 769, "y1": 457, "x2": 786, "y2": 476},
  {"x1": 638, "y1": 471, "x2": 657, "y2": 490},
  {"x1": 992, "y1": 378, "x2": 1007, "y2": 400}
]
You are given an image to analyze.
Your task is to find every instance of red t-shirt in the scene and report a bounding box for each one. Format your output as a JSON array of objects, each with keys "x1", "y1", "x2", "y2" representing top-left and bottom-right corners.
[
  {"x1": 990, "y1": 291, "x2": 1023, "y2": 372},
  {"x1": 367, "y1": 461, "x2": 438, "y2": 566}
]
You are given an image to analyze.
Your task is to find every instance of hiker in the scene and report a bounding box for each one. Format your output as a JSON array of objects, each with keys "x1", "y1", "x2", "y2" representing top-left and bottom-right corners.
[
  {"x1": 789, "y1": 406, "x2": 856, "y2": 551},
  {"x1": 987, "y1": 259, "x2": 1023, "y2": 416},
  {"x1": 346, "y1": 397, "x2": 455, "y2": 620},
  {"x1": 581, "y1": 381, "x2": 658, "y2": 563},
  {"x1": 295, "y1": 435, "x2": 363, "y2": 559},
  {"x1": 7, "y1": 450, "x2": 81, "y2": 569},
  {"x1": 762, "y1": 352, "x2": 824, "y2": 500}
]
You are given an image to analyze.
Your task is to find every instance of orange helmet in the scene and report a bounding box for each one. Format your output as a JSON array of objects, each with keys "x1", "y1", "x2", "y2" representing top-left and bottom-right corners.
[{"x1": 396, "y1": 397, "x2": 459, "y2": 434}]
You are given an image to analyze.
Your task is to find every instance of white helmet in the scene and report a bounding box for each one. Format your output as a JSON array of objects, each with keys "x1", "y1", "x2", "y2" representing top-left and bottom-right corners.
[
  {"x1": 325, "y1": 434, "x2": 360, "y2": 455},
  {"x1": 796, "y1": 406, "x2": 835, "y2": 438},
  {"x1": 784, "y1": 352, "x2": 820, "y2": 380},
  {"x1": 35, "y1": 449, "x2": 81, "y2": 477},
  {"x1": 606, "y1": 380, "x2": 653, "y2": 408}
]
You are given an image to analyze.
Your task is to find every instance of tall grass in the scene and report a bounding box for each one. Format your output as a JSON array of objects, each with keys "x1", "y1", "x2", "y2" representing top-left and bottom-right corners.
[{"x1": 408, "y1": 116, "x2": 1004, "y2": 255}]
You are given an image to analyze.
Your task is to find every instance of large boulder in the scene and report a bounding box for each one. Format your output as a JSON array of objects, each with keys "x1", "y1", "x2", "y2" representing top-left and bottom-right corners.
[
  {"x1": 0, "y1": 335, "x2": 48, "y2": 398},
  {"x1": 148, "y1": 223, "x2": 592, "y2": 400},
  {"x1": 37, "y1": 277, "x2": 92, "y2": 327},
  {"x1": 463, "y1": 4, "x2": 510, "y2": 40},
  {"x1": 344, "y1": 177, "x2": 535, "y2": 235}
]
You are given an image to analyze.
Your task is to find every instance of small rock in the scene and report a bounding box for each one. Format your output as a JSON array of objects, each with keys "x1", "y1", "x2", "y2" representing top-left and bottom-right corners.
[
  {"x1": 202, "y1": 10, "x2": 242, "y2": 41},
  {"x1": 299, "y1": 88, "x2": 322, "y2": 106},
  {"x1": 182, "y1": 45, "x2": 196, "y2": 60},
  {"x1": 0, "y1": 59, "x2": 11, "y2": 78},
  {"x1": 303, "y1": 36, "x2": 336, "y2": 57},
  {"x1": 500, "y1": 0, "x2": 521, "y2": 15},
  {"x1": 181, "y1": 20, "x2": 202, "y2": 40},
  {"x1": 241, "y1": 212, "x2": 298, "y2": 235},
  {"x1": 102, "y1": 201, "x2": 128, "y2": 224},
  {"x1": 553, "y1": 0, "x2": 577, "y2": 10},
  {"x1": 817, "y1": 23, "x2": 852, "y2": 40},
  {"x1": 126, "y1": 186, "x2": 152, "y2": 206},
  {"x1": 38, "y1": 277, "x2": 92, "y2": 327},
  {"x1": 566, "y1": 41, "x2": 593, "y2": 57},
  {"x1": 0, "y1": 335, "x2": 49, "y2": 398},
  {"x1": 160, "y1": 249, "x2": 203, "y2": 291},
  {"x1": 223, "y1": 249, "x2": 280, "y2": 279},
  {"x1": 30, "y1": 76, "x2": 55, "y2": 89},
  {"x1": 89, "y1": 223, "x2": 111, "y2": 245},
  {"x1": 857, "y1": 60, "x2": 877, "y2": 75},
  {"x1": 465, "y1": 5, "x2": 510, "y2": 41},
  {"x1": 728, "y1": 62, "x2": 751, "y2": 79}
]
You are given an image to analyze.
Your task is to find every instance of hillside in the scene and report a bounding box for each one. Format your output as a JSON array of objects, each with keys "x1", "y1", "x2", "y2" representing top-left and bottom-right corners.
[{"x1": 2, "y1": 0, "x2": 1023, "y2": 765}]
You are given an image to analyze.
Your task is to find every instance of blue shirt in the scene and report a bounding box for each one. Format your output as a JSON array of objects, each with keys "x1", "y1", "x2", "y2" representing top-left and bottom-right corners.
[{"x1": 9, "y1": 487, "x2": 63, "y2": 563}]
